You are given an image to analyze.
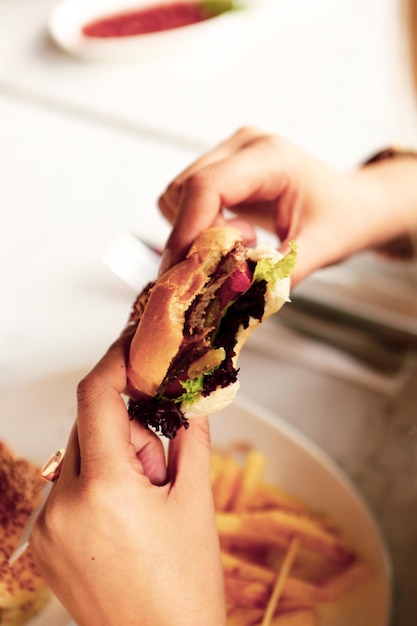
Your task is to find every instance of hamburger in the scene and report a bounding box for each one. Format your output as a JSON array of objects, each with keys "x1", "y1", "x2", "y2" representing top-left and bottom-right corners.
[{"x1": 126, "y1": 226, "x2": 296, "y2": 438}]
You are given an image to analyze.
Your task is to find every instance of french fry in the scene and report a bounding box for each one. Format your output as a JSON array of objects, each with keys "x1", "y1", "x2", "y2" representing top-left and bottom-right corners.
[
  {"x1": 271, "y1": 600, "x2": 318, "y2": 613},
  {"x1": 230, "y1": 449, "x2": 266, "y2": 512},
  {"x1": 221, "y1": 551, "x2": 276, "y2": 586},
  {"x1": 269, "y1": 608, "x2": 319, "y2": 626},
  {"x1": 280, "y1": 561, "x2": 371, "y2": 605},
  {"x1": 211, "y1": 447, "x2": 372, "y2": 626},
  {"x1": 216, "y1": 510, "x2": 354, "y2": 564},
  {"x1": 211, "y1": 451, "x2": 226, "y2": 485},
  {"x1": 221, "y1": 551, "x2": 355, "y2": 606},
  {"x1": 227, "y1": 606, "x2": 264, "y2": 626},
  {"x1": 224, "y1": 576, "x2": 269, "y2": 609},
  {"x1": 320, "y1": 560, "x2": 372, "y2": 600},
  {"x1": 280, "y1": 578, "x2": 330, "y2": 604},
  {"x1": 281, "y1": 543, "x2": 343, "y2": 584},
  {"x1": 227, "y1": 607, "x2": 319, "y2": 626},
  {"x1": 222, "y1": 551, "x2": 326, "y2": 606},
  {"x1": 212, "y1": 455, "x2": 241, "y2": 512},
  {"x1": 249, "y1": 482, "x2": 310, "y2": 515}
]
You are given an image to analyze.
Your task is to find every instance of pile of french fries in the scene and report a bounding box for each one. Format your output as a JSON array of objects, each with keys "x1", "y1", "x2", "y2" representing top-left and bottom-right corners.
[{"x1": 211, "y1": 445, "x2": 372, "y2": 626}]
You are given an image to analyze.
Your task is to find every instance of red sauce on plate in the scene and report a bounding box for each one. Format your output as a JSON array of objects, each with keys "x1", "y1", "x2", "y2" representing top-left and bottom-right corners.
[{"x1": 82, "y1": 2, "x2": 220, "y2": 38}]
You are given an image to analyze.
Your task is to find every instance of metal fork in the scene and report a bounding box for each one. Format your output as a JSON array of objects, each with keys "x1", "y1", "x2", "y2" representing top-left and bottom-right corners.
[{"x1": 102, "y1": 231, "x2": 161, "y2": 291}]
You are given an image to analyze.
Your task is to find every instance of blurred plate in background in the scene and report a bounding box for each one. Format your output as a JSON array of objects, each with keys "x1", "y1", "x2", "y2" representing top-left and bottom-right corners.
[{"x1": 48, "y1": 0, "x2": 259, "y2": 62}]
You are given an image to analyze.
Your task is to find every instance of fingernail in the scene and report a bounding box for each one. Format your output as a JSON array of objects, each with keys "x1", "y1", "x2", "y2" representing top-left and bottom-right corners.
[{"x1": 41, "y1": 448, "x2": 66, "y2": 482}]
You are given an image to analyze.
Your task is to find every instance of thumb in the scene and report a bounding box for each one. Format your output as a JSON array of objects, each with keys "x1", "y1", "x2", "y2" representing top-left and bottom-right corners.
[
  {"x1": 167, "y1": 417, "x2": 212, "y2": 491},
  {"x1": 76, "y1": 338, "x2": 133, "y2": 479},
  {"x1": 76, "y1": 337, "x2": 166, "y2": 482}
]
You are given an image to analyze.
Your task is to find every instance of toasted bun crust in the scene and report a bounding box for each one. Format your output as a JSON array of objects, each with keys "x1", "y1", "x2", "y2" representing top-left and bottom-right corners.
[
  {"x1": 0, "y1": 441, "x2": 51, "y2": 625},
  {"x1": 128, "y1": 226, "x2": 243, "y2": 397}
]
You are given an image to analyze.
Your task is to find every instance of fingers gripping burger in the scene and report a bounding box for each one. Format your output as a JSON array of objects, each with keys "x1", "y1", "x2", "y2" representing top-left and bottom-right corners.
[{"x1": 127, "y1": 227, "x2": 296, "y2": 438}]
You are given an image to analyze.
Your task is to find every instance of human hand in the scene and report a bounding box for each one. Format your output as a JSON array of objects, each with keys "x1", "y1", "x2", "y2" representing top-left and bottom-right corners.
[
  {"x1": 30, "y1": 336, "x2": 226, "y2": 626},
  {"x1": 159, "y1": 127, "x2": 415, "y2": 284}
]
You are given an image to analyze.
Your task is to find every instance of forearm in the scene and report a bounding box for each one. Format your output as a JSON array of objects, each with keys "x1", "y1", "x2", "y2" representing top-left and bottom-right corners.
[{"x1": 349, "y1": 155, "x2": 417, "y2": 258}]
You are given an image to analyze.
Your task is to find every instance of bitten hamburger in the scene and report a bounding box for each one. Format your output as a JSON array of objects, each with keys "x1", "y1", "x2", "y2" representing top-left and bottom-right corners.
[{"x1": 126, "y1": 226, "x2": 296, "y2": 438}]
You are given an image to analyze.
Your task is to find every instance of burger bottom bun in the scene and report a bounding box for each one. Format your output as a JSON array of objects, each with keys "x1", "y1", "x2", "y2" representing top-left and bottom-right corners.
[{"x1": 183, "y1": 381, "x2": 240, "y2": 419}]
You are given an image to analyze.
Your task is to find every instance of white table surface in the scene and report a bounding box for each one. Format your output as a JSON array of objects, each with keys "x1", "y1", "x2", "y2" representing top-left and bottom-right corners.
[{"x1": 1, "y1": 1, "x2": 417, "y2": 625}]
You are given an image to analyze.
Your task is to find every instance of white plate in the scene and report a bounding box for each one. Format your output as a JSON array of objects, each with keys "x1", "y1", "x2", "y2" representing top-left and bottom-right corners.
[
  {"x1": 48, "y1": 0, "x2": 259, "y2": 62},
  {"x1": 0, "y1": 369, "x2": 391, "y2": 626},
  {"x1": 295, "y1": 252, "x2": 417, "y2": 340}
]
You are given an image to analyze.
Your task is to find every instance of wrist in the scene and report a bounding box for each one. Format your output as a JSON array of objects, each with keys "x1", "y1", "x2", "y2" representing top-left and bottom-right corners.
[{"x1": 350, "y1": 148, "x2": 417, "y2": 259}]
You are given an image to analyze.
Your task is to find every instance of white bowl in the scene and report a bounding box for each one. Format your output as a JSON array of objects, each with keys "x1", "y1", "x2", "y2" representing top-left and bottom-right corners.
[{"x1": 211, "y1": 397, "x2": 391, "y2": 626}]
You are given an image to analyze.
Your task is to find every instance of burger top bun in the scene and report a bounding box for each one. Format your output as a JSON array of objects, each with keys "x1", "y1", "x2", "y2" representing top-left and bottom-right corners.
[{"x1": 127, "y1": 226, "x2": 243, "y2": 398}]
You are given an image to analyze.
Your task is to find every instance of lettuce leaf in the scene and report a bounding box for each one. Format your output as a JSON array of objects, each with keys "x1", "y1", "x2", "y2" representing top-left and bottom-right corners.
[
  {"x1": 253, "y1": 241, "x2": 297, "y2": 283},
  {"x1": 176, "y1": 375, "x2": 205, "y2": 405}
]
